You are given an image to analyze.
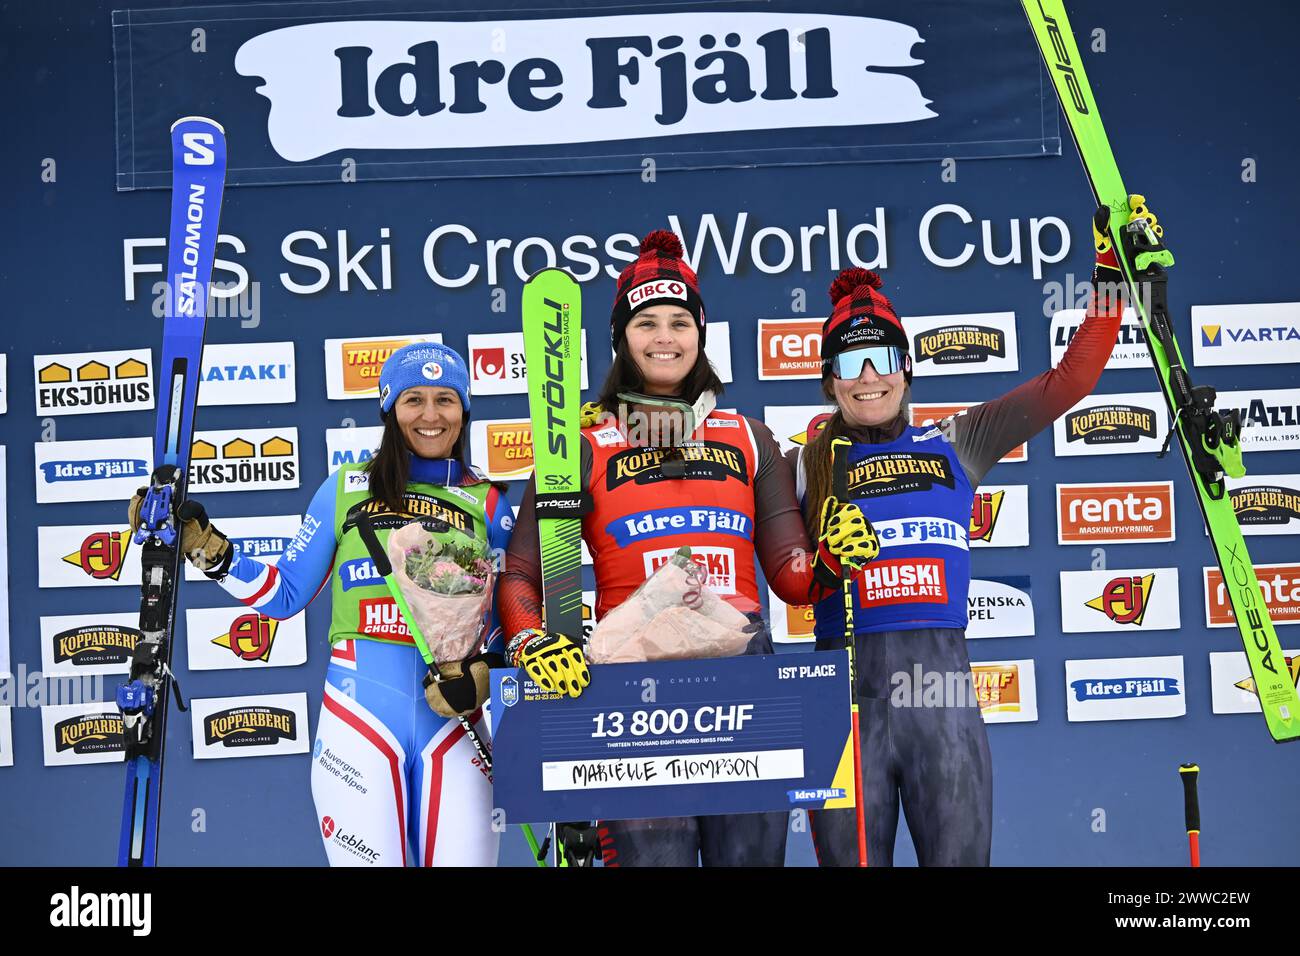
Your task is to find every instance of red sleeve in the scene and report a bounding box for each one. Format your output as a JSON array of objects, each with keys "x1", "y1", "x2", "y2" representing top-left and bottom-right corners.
[
  {"x1": 954, "y1": 275, "x2": 1124, "y2": 486},
  {"x1": 748, "y1": 419, "x2": 826, "y2": 606}
]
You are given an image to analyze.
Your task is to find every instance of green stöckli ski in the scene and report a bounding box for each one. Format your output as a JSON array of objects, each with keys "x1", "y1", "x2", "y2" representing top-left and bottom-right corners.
[
  {"x1": 522, "y1": 268, "x2": 584, "y2": 640},
  {"x1": 1023, "y1": 0, "x2": 1299, "y2": 742}
]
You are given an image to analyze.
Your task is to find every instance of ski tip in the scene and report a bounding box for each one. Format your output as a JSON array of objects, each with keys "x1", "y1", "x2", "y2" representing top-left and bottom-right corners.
[
  {"x1": 524, "y1": 266, "x2": 576, "y2": 284},
  {"x1": 170, "y1": 116, "x2": 226, "y2": 134}
]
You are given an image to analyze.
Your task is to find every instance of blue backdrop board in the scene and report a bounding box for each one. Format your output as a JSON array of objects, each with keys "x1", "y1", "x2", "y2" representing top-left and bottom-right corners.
[{"x1": 1, "y1": 0, "x2": 1297, "y2": 866}]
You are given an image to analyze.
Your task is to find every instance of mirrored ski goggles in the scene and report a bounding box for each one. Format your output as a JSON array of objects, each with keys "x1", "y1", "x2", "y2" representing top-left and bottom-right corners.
[{"x1": 827, "y1": 346, "x2": 907, "y2": 380}]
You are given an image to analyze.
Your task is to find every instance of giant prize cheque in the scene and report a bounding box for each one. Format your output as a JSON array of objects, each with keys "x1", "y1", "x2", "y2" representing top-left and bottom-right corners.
[{"x1": 491, "y1": 651, "x2": 854, "y2": 823}]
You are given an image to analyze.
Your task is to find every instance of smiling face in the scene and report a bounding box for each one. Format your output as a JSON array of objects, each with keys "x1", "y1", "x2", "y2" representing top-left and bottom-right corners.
[
  {"x1": 393, "y1": 386, "x2": 463, "y2": 459},
  {"x1": 830, "y1": 349, "x2": 908, "y2": 428},
  {"x1": 624, "y1": 305, "x2": 700, "y2": 396}
]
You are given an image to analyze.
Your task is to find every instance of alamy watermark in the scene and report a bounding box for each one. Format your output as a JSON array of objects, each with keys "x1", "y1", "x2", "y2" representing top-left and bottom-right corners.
[{"x1": 0, "y1": 664, "x2": 105, "y2": 708}]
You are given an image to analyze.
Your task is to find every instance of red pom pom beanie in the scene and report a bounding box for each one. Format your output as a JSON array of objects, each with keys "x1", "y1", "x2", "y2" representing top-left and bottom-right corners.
[
  {"x1": 821, "y1": 267, "x2": 909, "y2": 379},
  {"x1": 610, "y1": 230, "x2": 706, "y2": 349}
]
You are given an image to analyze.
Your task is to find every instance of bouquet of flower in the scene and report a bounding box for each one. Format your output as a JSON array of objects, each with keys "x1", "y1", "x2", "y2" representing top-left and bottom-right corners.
[
  {"x1": 587, "y1": 547, "x2": 754, "y2": 663},
  {"x1": 385, "y1": 521, "x2": 497, "y2": 664}
]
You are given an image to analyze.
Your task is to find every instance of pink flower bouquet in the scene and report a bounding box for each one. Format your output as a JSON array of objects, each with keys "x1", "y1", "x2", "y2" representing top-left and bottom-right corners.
[
  {"x1": 587, "y1": 547, "x2": 753, "y2": 663},
  {"x1": 385, "y1": 521, "x2": 497, "y2": 664}
]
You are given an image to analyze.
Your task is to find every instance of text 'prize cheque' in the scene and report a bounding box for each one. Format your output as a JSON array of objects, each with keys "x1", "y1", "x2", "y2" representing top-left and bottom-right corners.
[{"x1": 490, "y1": 652, "x2": 854, "y2": 823}]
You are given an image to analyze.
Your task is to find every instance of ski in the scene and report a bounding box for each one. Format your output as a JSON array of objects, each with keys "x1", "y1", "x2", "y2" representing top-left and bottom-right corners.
[
  {"x1": 117, "y1": 117, "x2": 228, "y2": 865},
  {"x1": 1023, "y1": 0, "x2": 1300, "y2": 742},
  {"x1": 521, "y1": 267, "x2": 596, "y2": 865}
]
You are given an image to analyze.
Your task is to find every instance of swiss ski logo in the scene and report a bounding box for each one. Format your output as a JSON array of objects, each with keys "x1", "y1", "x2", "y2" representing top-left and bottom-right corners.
[{"x1": 1085, "y1": 573, "x2": 1154, "y2": 626}]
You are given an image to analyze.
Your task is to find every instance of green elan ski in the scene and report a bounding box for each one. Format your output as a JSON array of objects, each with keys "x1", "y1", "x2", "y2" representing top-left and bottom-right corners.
[{"x1": 1023, "y1": 0, "x2": 1299, "y2": 741}]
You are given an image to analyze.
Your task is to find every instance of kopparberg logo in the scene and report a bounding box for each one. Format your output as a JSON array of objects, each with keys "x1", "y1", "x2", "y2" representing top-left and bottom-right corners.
[
  {"x1": 1065, "y1": 404, "x2": 1157, "y2": 444},
  {"x1": 1230, "y1": 485, "x2": 1300, "y2": 526},
  {"x1": 203, "y1": 706, "x2": 297, "y2": 747},
  {"x1": 1069, "y1": 676, "x2": 1180, "y2": 702},
  {"x1": 914, "y1": 325, "x2": 1006, "y2": 365}
]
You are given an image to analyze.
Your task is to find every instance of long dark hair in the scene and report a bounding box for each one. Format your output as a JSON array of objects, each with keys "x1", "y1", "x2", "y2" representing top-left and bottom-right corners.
[
  {"x1": 365, "y1": 411, "x2": 473, "y2": 514},
  {"x1": 596, "y1": 338, "x2": 725, "y2": 413}
]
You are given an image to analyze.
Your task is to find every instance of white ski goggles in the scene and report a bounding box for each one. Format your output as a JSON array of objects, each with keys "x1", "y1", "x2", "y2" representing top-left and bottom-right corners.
[{"x1": 827, "y1": 346, "x2": 907, "y2": 380}]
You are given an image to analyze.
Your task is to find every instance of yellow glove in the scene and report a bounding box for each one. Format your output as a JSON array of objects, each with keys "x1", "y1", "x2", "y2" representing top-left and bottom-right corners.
[
  {"x1": 1094, "y1": 194, "x2": 1164, "y2": 269},
  {"x1": 813, "y1": 497, "x2": 879, "y2": 589},
  {"x1": 579, "y1": 401, "x2": 606, "y2": 429},
  {"x1": 507, "y1": 628, "x2": 590, "y2": 698}
]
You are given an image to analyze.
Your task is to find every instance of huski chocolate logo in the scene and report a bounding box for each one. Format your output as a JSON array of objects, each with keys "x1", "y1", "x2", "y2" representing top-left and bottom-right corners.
[{"x1": 845, "y1": 452, "x2": 955, "y2": 498}]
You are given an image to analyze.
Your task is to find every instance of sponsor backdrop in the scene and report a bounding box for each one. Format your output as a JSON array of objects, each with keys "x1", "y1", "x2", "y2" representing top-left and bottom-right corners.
[{"x1": 1, "y1": 0, "x2": 1298, "y2": 866}]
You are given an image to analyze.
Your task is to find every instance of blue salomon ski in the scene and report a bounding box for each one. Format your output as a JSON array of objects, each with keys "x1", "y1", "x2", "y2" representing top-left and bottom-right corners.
[{"x1": 117, "y1": 117, "x2": 227, "y2": 866}]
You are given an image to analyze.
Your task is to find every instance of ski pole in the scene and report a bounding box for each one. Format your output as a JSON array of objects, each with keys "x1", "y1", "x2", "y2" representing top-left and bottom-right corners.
[
  {"x1": 831, "y1": 437, "x2": 868, "y2": 868},
  {"x1": 352, "y1": 511, "x2": 494, "y2": 771},
  {"x1": 1179, "y1": 762, "x2": 1200, "y2": 867}
]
